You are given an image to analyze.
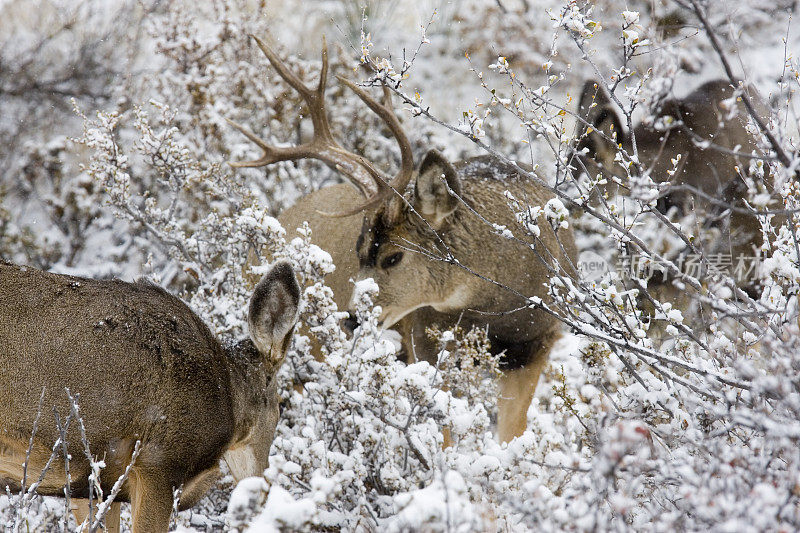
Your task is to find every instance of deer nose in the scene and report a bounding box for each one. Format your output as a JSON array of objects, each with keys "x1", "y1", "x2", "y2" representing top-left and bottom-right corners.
[{"x1": 342, "y1": 312, "x2": 360, "y2": 334}]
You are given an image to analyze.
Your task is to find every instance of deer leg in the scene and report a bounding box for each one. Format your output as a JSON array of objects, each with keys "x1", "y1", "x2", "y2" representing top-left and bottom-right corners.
[
  {"x1": 104, "y1": 502, "x2": 122, "y2": 532},
  {"x1": 497, "y1": 362, "x2": 545, "y2": 442},
  {"x1": 70, "y1": 499, "x2": 89, "y2": 530},
  {"x1": 128, "y1": 468, "x2": 174, "y2": 533},
  {"x1": 71, "y1": 499, "x2": 121, "y2": 533},
  {"x1": 179, "y1": 466, "x2": 220, "y2": 511},
  {"x1": 496, "y1": 331, "x2": 560, "y2": 443}
]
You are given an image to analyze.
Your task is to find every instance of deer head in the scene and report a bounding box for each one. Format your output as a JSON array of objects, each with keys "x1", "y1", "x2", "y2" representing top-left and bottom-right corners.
[
  {"x1": 351, "y1": 149, "x2": 471, "y2": 328},
  {"x1": 228, "y1": 36, "x2": 481, "y2": 328}
]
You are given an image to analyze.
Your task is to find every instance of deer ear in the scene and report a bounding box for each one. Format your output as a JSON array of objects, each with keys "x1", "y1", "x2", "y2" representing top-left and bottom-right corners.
[
  {"x1": 248, "y1": 260, "x2": 300, "y2": 360},
  {"x1": 576, "y1": 80, "x2": 624, "y2": 167},
  {"x1": 414, "y1": 150, "x2": 462, "y2": 227}
]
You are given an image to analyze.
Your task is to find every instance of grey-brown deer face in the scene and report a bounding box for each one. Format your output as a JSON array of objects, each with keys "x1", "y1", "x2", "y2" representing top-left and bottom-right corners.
[
  {"x1": 248, "y1": 260, "x2": 301, "y2": 370},
  {"x1": 220, "y1": 260, "x2": 300, "y2": 482},
  {"x1": 352, "y1": 150, "x2": 467, "y2": 328},
  {"x1": 573, "y1": 80, "x2": 626, "y2": 185}
]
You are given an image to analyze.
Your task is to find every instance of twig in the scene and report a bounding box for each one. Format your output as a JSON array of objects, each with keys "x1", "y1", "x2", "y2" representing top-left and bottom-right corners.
[
  {"x1": 87, "y1": 440, "x2": 142, "y2": 533},
  {"x1": 67, "y1": 389, "x2": 101, "y2": 527},
  {"x1": 23, "y1": 407, "x2": 73, "y2": 501},
  {"x1": 685, "y1": 0, "x2": 797, "y2": 176},
  {"x1": 53, "y1": 408, "x2": 72, "y2": 530},
  {"x1": 21, "y1": 388, "x2": 46, "y2": 495}
]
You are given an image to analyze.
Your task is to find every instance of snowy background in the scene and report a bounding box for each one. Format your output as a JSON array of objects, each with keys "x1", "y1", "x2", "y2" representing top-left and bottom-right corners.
[{"x1": 2, "y1": 0, "x2": 800, "y2": 530}]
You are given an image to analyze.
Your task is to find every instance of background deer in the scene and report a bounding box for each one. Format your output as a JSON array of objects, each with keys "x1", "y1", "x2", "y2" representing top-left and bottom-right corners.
[
  {"x1": 0, "y1": 260, "x2": 300, "y2": 532},
  {"x1": 229, "y1": 35, "x2": 577, "y2": 442},
  {"x1": 573, "y1": 79, "x2": 772, "y2": 267}
]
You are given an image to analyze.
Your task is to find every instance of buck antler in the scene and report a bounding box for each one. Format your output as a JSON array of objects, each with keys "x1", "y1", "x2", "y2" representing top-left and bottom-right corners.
[{"x1": 227, "y1": 35, "x2": 414, "y2": 213}]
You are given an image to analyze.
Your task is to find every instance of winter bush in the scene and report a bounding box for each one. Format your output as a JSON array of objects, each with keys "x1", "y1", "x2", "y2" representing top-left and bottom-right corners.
[{"x1": 2, "y1": 0, "x2": 800, "y2": 531}]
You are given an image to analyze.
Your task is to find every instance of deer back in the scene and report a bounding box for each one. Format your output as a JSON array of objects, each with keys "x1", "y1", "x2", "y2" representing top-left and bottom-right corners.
[{"x1": 279, "y1": 183, "x2": 363, "y2": 305}]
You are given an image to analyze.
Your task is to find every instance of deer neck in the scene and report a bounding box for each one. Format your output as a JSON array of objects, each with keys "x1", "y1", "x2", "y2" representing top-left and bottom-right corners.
[{"x1": 224, "y1": 338, "x2": 275, "y2": 444}]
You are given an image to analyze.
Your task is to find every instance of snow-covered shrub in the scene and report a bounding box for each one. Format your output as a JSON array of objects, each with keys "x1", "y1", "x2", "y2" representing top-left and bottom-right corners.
[
  {"x1": 0, "y1": 0, "x2": 149, "y2": 270},
  {"x1": 3, "y1": 0, "x2": 800, "y2": 531}
]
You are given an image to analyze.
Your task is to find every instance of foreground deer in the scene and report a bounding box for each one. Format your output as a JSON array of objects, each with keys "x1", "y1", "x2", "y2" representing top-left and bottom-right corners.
[
  {"x1": 228, "y1": 36, "x2": 577, "y2": 442},
  {"x1": 0, "y1": 260, "x2": 300, "y2": 532},
  {"x1": 573, "y1": 79, "x2": 771, "y2": 263}
]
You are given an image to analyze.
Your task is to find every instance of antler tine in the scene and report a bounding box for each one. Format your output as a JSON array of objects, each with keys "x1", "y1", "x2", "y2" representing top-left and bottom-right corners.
[
  {"x1": 225, "y1": 118, "x2": 280, "y2": 168},
  {"x1": 226, "y1": 116, "x2": 333, "y2": 168},
  {"x1": 337, "y1": 76, "x2": 415, "y2": 195},
  {"x1": 252, "y1": 34, "x2": 336, "y2": 144},
  {"x1": 251, "y1": 34, "x2": 314, "y2": 100},
  {"x1": 317, "y1": 36, "x2": 329, "y2": 100}
]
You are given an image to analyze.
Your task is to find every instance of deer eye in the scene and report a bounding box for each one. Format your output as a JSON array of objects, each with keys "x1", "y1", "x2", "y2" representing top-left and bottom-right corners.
[{"x1": 381, "y1": 252, "x2": 404, "y2": 269}]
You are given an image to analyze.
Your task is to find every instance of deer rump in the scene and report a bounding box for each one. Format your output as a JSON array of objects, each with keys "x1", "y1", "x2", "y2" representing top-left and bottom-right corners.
[{"x1": 0, "y1": 263, "x2": 235, "y2": 503}]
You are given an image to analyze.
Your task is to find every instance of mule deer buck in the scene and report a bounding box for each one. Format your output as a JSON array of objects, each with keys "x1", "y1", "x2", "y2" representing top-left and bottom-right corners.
[
  {"x1": 573, "y1": 79, "x2": 772, "y2": 268},
  {"x1": 228, "y1": 35, "x2": 577, "y2": 442},
  {"x1": 0, "y1": 260, "x2": 300, "y2": 532}
]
